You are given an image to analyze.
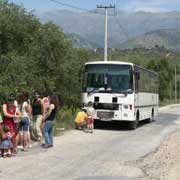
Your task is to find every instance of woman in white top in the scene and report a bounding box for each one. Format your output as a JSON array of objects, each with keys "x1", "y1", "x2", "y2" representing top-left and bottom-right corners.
[{"x1": 16, "y1": 93, "x2": 30, "y2": 151}]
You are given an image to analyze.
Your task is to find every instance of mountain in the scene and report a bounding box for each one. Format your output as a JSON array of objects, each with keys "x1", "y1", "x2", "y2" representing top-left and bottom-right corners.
[
  {"x1": 118, "y1": 29, "x2": 180, "y2": 49},
  {"x1": 68, "y1": 33, "x2": 100, "y2": 49},
  {"x1": 37, "y1": 10, "x2": 180, "y2": 49}
]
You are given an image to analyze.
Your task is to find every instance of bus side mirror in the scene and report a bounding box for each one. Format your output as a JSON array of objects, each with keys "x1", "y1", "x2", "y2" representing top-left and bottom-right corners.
[
  {"x1": 78, "y1": 70, "x2": 83, "y2": 82},
  {"x1": 135, "y1": 71, "x2": 140, "y2": 80}
]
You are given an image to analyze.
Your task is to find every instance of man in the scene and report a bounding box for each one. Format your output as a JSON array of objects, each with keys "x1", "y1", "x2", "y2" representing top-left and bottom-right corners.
[{"x1": 74, "y1": 108, "x2": 87, "y2": 130}]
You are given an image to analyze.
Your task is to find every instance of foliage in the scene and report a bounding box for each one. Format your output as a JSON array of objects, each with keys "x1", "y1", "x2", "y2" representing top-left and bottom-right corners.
[
  {"x1": 0, "y1": 0, "x2": 179, "y2": 109},
  {"x1": 0, "y1": 0, "x2": 92, "y2": 106}
]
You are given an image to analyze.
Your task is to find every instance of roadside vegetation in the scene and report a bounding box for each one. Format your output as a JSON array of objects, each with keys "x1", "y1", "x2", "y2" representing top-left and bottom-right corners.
[{"x1": 0, "y1": 1, "x2": 180, "y2": 131}]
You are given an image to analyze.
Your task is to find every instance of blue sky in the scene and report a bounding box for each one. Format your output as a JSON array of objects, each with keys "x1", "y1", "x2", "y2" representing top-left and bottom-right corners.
[{"x1": 9, "y1": 0, "x2": 180, "y2": 12}]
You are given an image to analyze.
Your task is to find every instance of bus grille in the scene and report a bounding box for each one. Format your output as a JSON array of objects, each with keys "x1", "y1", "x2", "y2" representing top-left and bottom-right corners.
[
  {"x1": 94, "y1": 103, "x2": 119, "y2": 110},
  {"x1": 97, "y1": 111, "x2": 114, "y2": 119}
]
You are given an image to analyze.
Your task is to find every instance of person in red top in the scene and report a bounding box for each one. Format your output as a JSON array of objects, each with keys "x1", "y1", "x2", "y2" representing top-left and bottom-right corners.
[{"x1": 2, "y1": 97, "x2": 20, "y2": 153}]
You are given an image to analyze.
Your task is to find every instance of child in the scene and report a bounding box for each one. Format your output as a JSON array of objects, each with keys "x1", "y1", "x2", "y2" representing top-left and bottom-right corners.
[
  {"x1": 86, "y1": 101, "x2": 96, "y2": 133},
  {"x1": 74, "y1": 108, "x2": 88, "y2": 131},
  {"x1": 0, "y1": 126, "x2": 14, "y2": 157}
]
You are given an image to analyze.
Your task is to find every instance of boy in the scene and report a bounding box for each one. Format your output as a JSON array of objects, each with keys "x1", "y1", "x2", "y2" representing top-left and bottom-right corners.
[{"x1": 74, "y1": 108, "x2": 87, "y2": 130}]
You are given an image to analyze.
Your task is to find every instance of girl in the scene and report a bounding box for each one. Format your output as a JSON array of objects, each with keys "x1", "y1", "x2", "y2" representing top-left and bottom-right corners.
[
  {"x1": 42, "y1": 95, "x2": 59, "y2": 148},
  {"x1": 0, "y1": 126, "x2": 14, "y2": 157}
]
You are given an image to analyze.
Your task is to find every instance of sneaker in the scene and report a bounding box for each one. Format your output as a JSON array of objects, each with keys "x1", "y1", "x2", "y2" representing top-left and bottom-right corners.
[
  {"x1": 41, "y1": 144, "x2": 50, "y2": 148},
  {"x1": 2, "y1": 152, "x2": 7, "y2": 158},
  {"x1": 41, "y1": 143, "x2": 46, "y2": 147},
  {"x1": 27, "y1": 144, "x2": 32, "y2": 148},
  {"x1": 17, "y1": 145, "x2": 23, "y2": 149},
  {"x1": 29, "y1": 144, "x2": 32, "y2": 148}
]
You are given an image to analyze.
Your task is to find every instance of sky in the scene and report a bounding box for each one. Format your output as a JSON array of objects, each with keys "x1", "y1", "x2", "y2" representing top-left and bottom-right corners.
[{"x1": 9, "y1": 0, "x2": 180, "y2": 13}]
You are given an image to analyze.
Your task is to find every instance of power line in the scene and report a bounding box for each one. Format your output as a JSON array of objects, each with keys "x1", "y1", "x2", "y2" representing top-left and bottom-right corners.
[
  {"x1": 114, "y1": 12, "x2": 130, "y2": 41},
  {"x1": 50, "y1": 0, "x2": 115, "y2": 16},
  {"x1": 50, "y1": 0, "x2": 89, "y2": 12}
]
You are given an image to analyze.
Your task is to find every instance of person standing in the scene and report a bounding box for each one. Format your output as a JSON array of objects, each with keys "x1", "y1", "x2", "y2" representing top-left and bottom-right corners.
[
  {"x1": 42, "y1": 95, "x2": 59, "y2": 148},
  {"x1": 86, "y1": 101, "x2": 96, "y2": 133},
  {"x1": 2, "y1": 97, "x2": 20, "y2": 154},
  {"x1": 22, "y1": 91, "x2": 32, "y2": 148},
  {"x1": 42, "y1": 92, "x2": 50, "y2": 120},
  {"x1": 16, "y1": 93, "x2": 30, "y2": 151},
  {"x1": 32, "y1": 91, "x2": 43, "y2": 141}
]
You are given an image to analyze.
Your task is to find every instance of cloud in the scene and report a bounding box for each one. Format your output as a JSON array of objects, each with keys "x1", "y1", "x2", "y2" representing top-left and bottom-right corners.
[{"x1": 120, "y1": 0, "x2": 180, "y2": 12}]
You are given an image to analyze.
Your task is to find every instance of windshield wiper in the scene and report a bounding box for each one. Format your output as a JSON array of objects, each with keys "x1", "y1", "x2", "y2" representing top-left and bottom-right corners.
[{"x1": 87, "y1": 87, "x2": 105, "y2": 93}]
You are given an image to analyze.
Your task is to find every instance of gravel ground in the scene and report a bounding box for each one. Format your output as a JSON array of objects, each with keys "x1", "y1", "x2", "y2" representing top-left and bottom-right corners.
[
  {"x1": 139, "y1": 129, "x2": 180, "y2": 180},
  {"x1": 0, "y1": 104, "x2": 180, "y2": 180}
]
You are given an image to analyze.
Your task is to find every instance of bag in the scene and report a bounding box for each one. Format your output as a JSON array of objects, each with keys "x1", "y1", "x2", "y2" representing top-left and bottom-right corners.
[
  {"x1": 13, "y1": 107, "x2": 21, "y2": 123},
  {"x1": 13, "y1": 117, "x2": 21, "y2": 123}
]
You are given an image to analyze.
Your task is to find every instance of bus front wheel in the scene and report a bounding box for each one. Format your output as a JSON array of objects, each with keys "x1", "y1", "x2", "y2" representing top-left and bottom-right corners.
[{"x1": 129, "y1": 113, "x2": 139, "y2": 130}]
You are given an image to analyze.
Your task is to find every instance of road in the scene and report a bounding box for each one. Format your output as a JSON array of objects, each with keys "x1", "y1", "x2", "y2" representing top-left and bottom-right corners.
[{"x1": 0, "y1": 104, "x2": 180, "y2": 180}]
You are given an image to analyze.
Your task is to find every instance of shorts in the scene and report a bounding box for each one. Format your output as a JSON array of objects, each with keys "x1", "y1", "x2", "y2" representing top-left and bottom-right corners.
[
  {"x1": 87, "y1": 117, "x2": 94, "y2": 125},
  {"x1": 19, "y1": 117, "x2": 29, "y2": 133},
  {"x1": 75, "y1": 122, "x2": 86, "y2": 130}
]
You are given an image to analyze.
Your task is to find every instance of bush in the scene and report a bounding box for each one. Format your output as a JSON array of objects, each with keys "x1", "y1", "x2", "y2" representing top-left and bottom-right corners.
[{"x1": 54, "y1": 107, "x2": 80, "y2": 135}]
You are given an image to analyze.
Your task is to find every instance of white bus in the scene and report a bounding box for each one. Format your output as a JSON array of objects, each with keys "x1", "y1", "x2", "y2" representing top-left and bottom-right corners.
[{"x1": 82, "y1": 61, "x2": 159, "y2": 130}]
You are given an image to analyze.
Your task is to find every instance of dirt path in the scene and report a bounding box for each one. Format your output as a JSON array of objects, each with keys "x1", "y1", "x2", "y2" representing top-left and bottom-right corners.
[{"x1": 139, "y1": 129, "x2": 180, "y2": 180}]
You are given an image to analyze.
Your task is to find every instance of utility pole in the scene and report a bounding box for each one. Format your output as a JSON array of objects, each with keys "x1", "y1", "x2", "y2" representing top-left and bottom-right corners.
[
  {"x1": 175, "y1": 65, "x2": 177, "y2": 101},
  {"x1": 97, "y1": 4, "x2": 115, "y2": 61}
]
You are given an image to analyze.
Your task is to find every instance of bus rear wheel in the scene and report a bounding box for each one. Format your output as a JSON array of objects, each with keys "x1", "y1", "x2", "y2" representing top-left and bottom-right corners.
[{"x1": 146, "y1": 109, "x2": 154, "y2": 123}]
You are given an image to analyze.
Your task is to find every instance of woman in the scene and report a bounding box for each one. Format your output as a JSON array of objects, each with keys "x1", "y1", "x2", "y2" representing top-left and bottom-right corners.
[
  {"x1": 42, "y1": 95, "x2": 59, "y2": 148},
  {"x1": 16, "y1": 93, "x2": 30, "y2": 151},
  {"x1": 32, "y1": 91, "x2": 43, "y2": 141},
  {"x1": 22, "y1": 91, "x2": 32, "y2": 148},
  {"x1": 2, "y1": 97, "x2": 20, "y2": 153}
]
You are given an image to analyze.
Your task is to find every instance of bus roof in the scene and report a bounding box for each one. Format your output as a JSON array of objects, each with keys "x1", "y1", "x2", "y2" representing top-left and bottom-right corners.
[
  {"x1": 85, "y1": 61, "x2": 158, "y2": 75},
  {"x1": 85, "y1": 61, "x2": 134, "y2": 66}
]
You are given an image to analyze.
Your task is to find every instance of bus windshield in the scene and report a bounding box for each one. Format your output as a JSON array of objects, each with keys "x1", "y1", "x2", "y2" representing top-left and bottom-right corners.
[{"x1": 83, "y1": 64, "x2": 133, "y2": 93}]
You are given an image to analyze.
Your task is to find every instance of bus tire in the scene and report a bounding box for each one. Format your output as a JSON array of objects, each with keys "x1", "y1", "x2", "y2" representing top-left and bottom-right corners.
[
  {"x1": 129, "y1": 112, "x2": 139, "y2": 130},
  {"x1": 147, "y1": 109, "x2": 154, "y2": 123}
]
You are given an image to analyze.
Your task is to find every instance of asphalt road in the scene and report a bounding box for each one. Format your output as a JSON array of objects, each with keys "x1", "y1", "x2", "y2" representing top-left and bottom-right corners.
[{"x1": 0, "y1": 104, "x2": 180, "y2": 180}]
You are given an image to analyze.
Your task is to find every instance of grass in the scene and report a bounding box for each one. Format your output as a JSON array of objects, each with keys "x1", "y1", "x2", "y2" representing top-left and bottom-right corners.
[
  {"x1": 159, "y1": 99, "x2": 180, "y2": 107},
  {"x1": 54, "y1": 107, "x2": 80, "y2": 136}
]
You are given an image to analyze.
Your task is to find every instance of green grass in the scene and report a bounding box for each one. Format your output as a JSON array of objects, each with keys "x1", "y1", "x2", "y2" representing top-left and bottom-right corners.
[
  {"x1": 159, "y1": 99, "x2": 180, "y2": 107},
  {"x1": 54, "y1": 107, "x2": 80, "y2": 136}
]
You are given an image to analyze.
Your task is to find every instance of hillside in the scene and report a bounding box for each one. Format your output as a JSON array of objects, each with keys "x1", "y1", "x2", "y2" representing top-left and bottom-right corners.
[
  {"x1": 118, "y1": 29, "x2": 180, "y2": 49},
  {"x1": 37, "y1": 10, "x2": 180, "y2": 49}
]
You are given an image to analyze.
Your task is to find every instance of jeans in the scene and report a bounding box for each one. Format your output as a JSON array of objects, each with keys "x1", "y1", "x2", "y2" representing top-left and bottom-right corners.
[
  {"x1": 19, "y1": 117, "x2": 29, "y2": 132},
  {"x1": 44, "y1": 120, "x2": 54, "y2": 146}
]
